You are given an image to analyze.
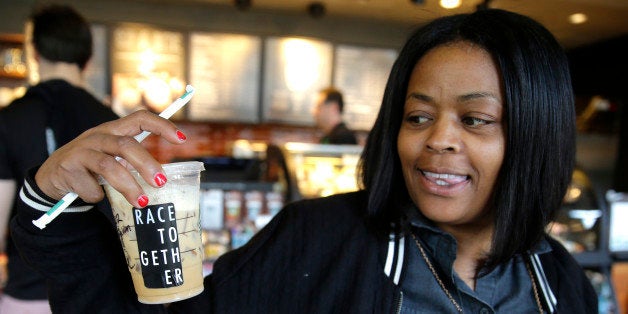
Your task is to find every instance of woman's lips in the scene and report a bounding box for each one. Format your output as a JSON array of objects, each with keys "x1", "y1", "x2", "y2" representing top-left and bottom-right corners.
[
  {"x1": 419, "y1": 170, "x2": 470, "y2": 195},
  {"x1": 421, "y1": 170, "x2": 468, "y2": 186}
]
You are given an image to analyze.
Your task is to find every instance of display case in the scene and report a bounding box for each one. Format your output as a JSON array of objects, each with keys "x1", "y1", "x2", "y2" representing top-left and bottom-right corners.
[
  {"x1": 270, "y1": 142, "x2": 363, "y2": 201},
  {"x1": 186, "y1": 155, "x2": 284, "y2": 275},
  {"x1": 549, "y1": 168, "x2": 617, "y2": 313},
  {"x1": 199, "y1": 180, "x2": 284, "y2": 272},
  {"x1": 551, "y1": 168, "x2": 612, "y2": 266}
]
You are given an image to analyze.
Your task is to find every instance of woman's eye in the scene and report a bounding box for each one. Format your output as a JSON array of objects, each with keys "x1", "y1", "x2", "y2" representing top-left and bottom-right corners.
[
  {"x1": 462, "y1": 116, "x2": 489, "y2": 127},
  {"x1": 406, "y1": 115, "x2": 430, "y2": 125}
]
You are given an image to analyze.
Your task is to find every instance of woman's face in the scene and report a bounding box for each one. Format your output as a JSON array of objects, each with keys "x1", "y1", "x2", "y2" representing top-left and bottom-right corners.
[{"x1": 397, "y1": 41, "x2": 505, "y2": 233}]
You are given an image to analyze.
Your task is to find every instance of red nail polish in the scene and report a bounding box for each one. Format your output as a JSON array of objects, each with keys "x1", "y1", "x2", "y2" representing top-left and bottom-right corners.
[
  {"x1": 176, "y1": 130, "x2": 187, "y2": 141},
  {"x1": 138, "y1": 195, "x2": 149, "y2": 208},
  {"x1": 154, "y1": 173, "x2": 167, "y2": 187}
]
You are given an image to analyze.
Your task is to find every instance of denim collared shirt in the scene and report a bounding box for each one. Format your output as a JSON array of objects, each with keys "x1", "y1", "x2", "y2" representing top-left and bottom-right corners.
[{"x1": 400, "y1": 208, "x2": 551, "y2": 313}]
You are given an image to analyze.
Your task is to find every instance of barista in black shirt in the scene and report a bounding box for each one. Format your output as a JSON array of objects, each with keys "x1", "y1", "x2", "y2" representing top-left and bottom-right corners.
[{"x1": 313, "y1": 87, "x2": 358, "y2": 145}]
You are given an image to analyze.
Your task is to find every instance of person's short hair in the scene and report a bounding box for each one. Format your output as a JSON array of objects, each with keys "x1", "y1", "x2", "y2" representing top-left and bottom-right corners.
[
  {"x1": 358, "y1": 9, "x2": 575, "y2": 270},
  {"x1": 320, "y1": 87, "x2": 345, "y2": 113},
  {"x1": 29, "y1": 4, "x2": 93, "y2": 70}
]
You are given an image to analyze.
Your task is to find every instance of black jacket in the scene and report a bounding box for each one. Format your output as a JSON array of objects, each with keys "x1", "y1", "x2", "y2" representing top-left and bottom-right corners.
[
  {"x1": 12, "y1": 186, "x2": 596, "y2": 313},
  {"x1": 0, "y1": 79, "x2": 118, "y2": 300},
  {"x1": 320, "y1": 122, "x2": 358, "y2": 145}
]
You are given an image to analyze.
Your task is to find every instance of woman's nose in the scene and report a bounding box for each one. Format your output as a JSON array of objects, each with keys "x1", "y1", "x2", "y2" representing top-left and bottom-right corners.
[{"x1": 425, "y1": 119, "x2": 460, "y2": 153}]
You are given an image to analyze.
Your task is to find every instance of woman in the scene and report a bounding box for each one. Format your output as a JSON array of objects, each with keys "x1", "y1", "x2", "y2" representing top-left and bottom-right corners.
[{"x1": 11, "y1": 9, "x2": 595, "y2": 313}]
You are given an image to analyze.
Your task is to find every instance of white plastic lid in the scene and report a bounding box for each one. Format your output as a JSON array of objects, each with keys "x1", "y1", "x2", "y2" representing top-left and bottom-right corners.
[{"x1": 98, "y1": 161, "x2": 205, "y2": 185}]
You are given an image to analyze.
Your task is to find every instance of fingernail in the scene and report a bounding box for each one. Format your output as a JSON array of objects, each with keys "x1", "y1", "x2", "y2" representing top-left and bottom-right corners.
[
  {"x1": 154, "y1": 173, "x2": 167, "y2": 187},
  {"x1": 176, "y1": 130, "x2": 187, "y2": 141},
  {"x1": 138, "y1": 195, "x2": 149, "y2": 208}
]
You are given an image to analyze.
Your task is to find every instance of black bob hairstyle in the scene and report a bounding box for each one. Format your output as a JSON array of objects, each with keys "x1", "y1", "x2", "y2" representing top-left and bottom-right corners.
[
  {"x1": 358, "y1": 9, "x2": 575, "y2": 269},
  {"x1": 29, "y1": 4, "x2": 93, "y2": 70}
]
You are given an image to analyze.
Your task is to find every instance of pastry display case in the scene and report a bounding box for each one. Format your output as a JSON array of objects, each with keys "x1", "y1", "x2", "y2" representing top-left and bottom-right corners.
[
  {"x1": 549, "y1": 167, "x2": 617, "y2": 312},
  {"x1": 269, "y1": 142, "x2": 363, "y2": 201},
  {"x1": 186, "y1": 156, "x2": 284, "y2": 275},
  {"x1": 550, "y1": 168, "x2": 610, "y2": 265}
]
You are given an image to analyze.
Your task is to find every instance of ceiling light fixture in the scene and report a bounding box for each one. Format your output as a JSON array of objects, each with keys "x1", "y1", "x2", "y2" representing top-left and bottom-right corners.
[
  {"x1": 569, "y1": 13, "x2": 588, "y2": 24},
  {"x1": 440, "y1": 0, "x2": 461, "y2": 9},
  {"x1": 234, "y1": 0, "x2": 252, "y2": 11},
  {"x1": 307, "y1": 2, "x2": 326, "y2": 19},
  {"x1": 476, "y1": 0, "x2": 492, "y2": 11}
]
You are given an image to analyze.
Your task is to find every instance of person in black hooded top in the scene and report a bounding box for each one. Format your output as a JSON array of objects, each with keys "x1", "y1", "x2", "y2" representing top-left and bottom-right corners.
[{"x1": 0, "y1": 4, "x2": 118, "y2": 312}]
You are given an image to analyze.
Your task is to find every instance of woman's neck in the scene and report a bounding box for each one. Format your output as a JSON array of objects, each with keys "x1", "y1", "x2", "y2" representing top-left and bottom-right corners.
[{"x1": 441, "y1": 222, "x2": 494, "y2": 290}]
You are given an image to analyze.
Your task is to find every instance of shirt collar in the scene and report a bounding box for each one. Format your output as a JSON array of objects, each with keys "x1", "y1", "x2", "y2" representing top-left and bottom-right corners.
[
  {"x1": 403, "y1": 203, "x2": 458, "y2": 277},
  {"x1": 402, "y1": 203, "x2": 553, "y2": 275}
]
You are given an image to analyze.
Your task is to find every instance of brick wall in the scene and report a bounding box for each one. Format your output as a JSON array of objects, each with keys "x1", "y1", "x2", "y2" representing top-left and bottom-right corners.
[{"x1": 143, "y1": 121, "x2": 323, "y2": 163}]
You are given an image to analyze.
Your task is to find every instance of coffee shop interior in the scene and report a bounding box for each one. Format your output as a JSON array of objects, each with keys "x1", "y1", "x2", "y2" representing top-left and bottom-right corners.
[{"x1": 1, "y1": 0, "x2": 627, "y2": 312}]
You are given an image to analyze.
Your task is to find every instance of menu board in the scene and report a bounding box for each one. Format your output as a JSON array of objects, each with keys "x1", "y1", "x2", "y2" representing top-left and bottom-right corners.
[
  {"x1": 110, "y1": 24, "x2": 185, "y2": 118},
  {"x1": 334, "y1": 45, "x2": 397, "y2": 131},
  {"x1": 83, "y1": 24, "x2": 108, "y2": 103},
  {"x1": 262, "y1": 37, "x2": 332, "y2": 125},
  {"x1": 188, "y1": 33, "x2": 261, "y2": 123}
]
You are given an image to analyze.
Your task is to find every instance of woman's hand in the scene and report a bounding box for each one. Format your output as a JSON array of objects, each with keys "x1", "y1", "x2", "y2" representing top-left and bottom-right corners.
[{"x1": 34, "y1": 110, "x2": 187, "y2": 208}]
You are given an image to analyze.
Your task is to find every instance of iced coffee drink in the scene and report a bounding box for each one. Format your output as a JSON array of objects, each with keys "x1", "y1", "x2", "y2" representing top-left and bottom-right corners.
[{"x1": 102, "y1": 161, "x2": 205, "y2": 304}]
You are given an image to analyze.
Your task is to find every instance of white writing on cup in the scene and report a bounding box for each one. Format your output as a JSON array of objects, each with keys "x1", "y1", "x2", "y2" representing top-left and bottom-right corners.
[{"x1": 133, "y1": 203, "x2": 184, "y2": 288}]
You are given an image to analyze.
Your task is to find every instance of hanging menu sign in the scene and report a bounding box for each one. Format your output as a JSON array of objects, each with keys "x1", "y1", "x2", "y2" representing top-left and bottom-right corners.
[
  {"x1": 188, "y1": 33, "x2": 261, "y2": 123},
  {"x1": 262, "y1": 37, "x2": 332, "y2": 125},
  {"x1": 334, "y1": 45, "x2": 397, "y2": 131},
  {"x1": 110, "y1": 24, "x2": 185, "y2": 118}
]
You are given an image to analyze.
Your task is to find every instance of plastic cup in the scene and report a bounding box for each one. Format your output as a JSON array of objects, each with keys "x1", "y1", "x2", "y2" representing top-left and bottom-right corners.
[{"x1": 101, "y1": 161, "x2": 205, "y2": 304}]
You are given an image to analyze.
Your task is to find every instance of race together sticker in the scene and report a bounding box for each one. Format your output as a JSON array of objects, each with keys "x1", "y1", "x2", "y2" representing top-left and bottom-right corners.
[{"x1": 133, "y1": 203, "x2": 184, "y2": 288}]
